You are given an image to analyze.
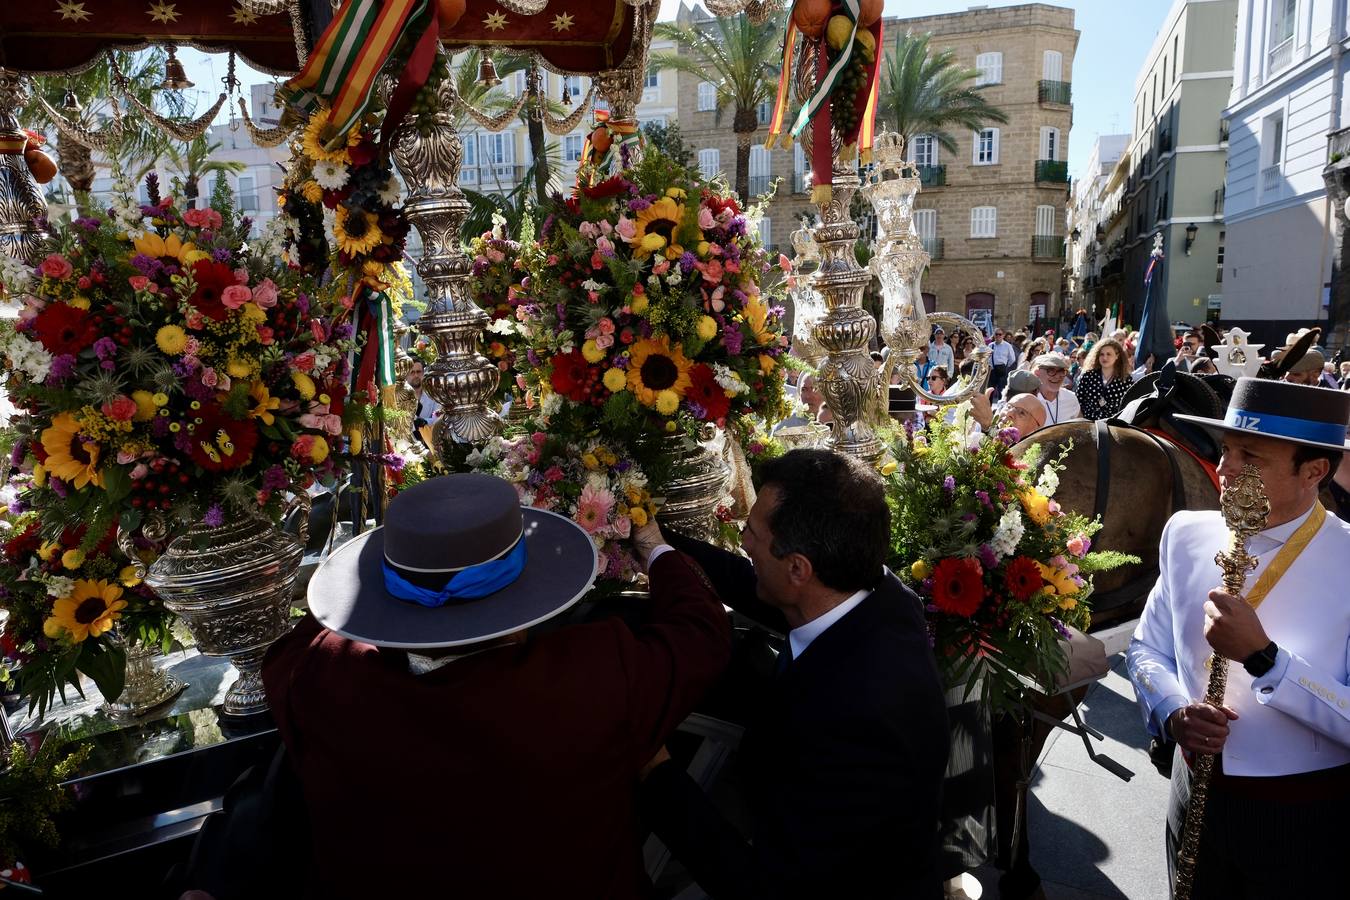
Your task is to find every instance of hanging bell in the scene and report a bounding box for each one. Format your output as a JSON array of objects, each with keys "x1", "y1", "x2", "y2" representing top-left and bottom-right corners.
[
  {"x1": 560, "y1": 79, "x2": 572, "y2": 107},
  {"x1": 157, "y1": 46, "x2": 195, "y2": 91},
  {"x1": 477, "y1": 52, "x2": 501, "y2": 88},
  {"x1": 61, "y1": 89, "x2": 82, "y2": 113}
]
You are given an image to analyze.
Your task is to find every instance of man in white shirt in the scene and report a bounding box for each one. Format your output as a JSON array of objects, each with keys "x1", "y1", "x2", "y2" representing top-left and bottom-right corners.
[
  {"x1": 988, "y1": 327, "x2": 1019, "y2": 399},
  {"x1": 929, "y1": 327, "x2": 955, "y2": 373},
  {"x1": 1127, "y1": 378, "x2": 1350, "y2": 898},
  {"x1": 1032, "y1": 352, "x2": 1080, "y2": 425}
]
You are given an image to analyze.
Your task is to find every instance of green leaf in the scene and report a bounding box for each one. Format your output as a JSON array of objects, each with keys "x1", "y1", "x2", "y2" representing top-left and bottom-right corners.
[{"x1": 76, "y1": 638, "x2": 127, "y2": 703}]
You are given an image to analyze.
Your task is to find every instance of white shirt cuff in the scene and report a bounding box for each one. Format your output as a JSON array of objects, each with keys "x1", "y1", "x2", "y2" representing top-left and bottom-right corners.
[
  {"x1": 646, "y1": 544, "x2": 676, "y2": 567},
  {"x1": 1251, "y1": 647, "x2": 1292, "y2": 702},
  {"x1": 1153, "y1": 694, "x2": 1189, "y2": 739}
]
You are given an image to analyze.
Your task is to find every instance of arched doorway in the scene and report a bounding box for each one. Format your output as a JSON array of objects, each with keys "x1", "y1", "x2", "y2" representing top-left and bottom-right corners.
[
  {"x1": 1029, "y1": 291, "x2": 1051, "y2": 334},
  {"x1": 922, "y1": 292, "x2": 937, "y2": 314},
  {"x1": 965, "y1": 292, "x2": 995, "y2": 335}
]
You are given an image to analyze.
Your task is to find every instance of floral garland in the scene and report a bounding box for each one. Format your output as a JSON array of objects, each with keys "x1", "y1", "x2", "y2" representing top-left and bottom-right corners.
[
  {"x1": 886, "y1": 408, "x2": 1136, "y2": 712},
  {"x1": 0, "y1": 179, "x2": 352, "y2": 714}
]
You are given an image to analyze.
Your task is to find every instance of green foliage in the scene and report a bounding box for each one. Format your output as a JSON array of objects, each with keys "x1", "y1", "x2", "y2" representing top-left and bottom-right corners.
[
  {"x1": 0, "y1": 738, "x2": 93, "y2": 865},
  {"x1": 640, "y1": 121, "x2": 695, "y2": 169},
  {"x1": 878, "y1": 31, "x2": 1010, "y2": 154}
]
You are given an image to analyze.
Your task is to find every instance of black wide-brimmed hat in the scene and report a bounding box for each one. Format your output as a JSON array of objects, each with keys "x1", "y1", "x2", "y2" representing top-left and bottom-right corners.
[
  {"x1": 308, "y1": 474, "x2": 598, "y2": 648},
  {"x1": 1174, "y1": 377, "x2": 1350, "y2": 452}
]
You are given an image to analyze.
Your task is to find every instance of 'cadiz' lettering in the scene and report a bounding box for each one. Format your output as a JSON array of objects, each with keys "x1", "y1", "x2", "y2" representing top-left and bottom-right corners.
[{"x1": 1233, "y1": 414, "x2": 1261, "y2": 430}]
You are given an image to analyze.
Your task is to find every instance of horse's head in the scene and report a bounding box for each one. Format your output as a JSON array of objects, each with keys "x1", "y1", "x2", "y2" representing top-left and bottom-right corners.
[{"x1": 1115, "y1": 363, "x2": 1226, "y2": 462}]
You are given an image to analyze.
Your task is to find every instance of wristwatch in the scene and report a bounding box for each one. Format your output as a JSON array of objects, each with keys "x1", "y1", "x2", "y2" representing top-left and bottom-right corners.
[{"x1": 1242, "y1": 641, "x2": 1279, "y2": 678}]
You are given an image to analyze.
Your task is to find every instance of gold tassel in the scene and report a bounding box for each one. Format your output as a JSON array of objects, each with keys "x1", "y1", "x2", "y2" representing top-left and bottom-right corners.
[
  {"x1": 859, "y1": 148, "x2": 873, "y2": 166},
  {"x1": 839, "y1": 143, "x2": 858, "y2": 162},
  {"x1": 811, "y1": 184, "x2": 832, "y2": 205}
]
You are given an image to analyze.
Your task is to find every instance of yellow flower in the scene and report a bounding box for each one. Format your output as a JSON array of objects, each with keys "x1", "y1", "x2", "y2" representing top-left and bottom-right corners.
[
  {"x1": 301, "y1": 107, "x2": 359, "y2": 164},
  {"x1": 333, "y1": 205, "x2": 384, "y2": 256},
  {"x1": 581, "y1": 453, "x2": 600, "y2": 470},
  {"x1": 626, "y1": 336, "x2": 692, "y2": 407},
  {"x1": 1036, "y1": 562, "x2": 1079, "y2": 597},
  {"x1": 741, "y1": 297, "x2": 774, "y2": 346},
  {"x1": 1021, "y1": 490, "x2": 1052, "y2": 527},
  {"x1": 301, "y1": 179, "x2": 324, "y2": 203},
  {"x1": 131, "y1": 390, "x2": 157, "y2": 422},
  {"x1": 308, "y1": 435, "x2": 330, "y2": 464},
  {"x1": 655, "y1": 390, "x2": 681, "y2": 415},
  {"x1": 911, "y1": 560, "x2": 931, "y2": 580},
  {"x1": 40, "y1": 412, "x2": 104, "y2": 489},
  {"x1": 61, "y1": 549, "x2": 85, "y2": 570},
  {"x1": 603, "y1": 368, "x2": 627, "y2": 392},
  {"x1": 132, "y1": 232, "x2": 206, "y2": 266},
  {"x1": 696, "y1": 315, "x2": 718, "y2": 341},
  {"x1": 581, "y1": 339, "x2": 607, "y2": 364},
  {"x1": 32, "y1": 462, "x2": 46, "y2": 488},
  {"x1": 630, "y1": 294, "x2": 649, "y2": 315},
  {"x1": 629, "y1": 196, "x2": 687, "y2": 260},
  {"x1": 68, "y1": 296, "x2": 91, "y2": 311},
  {"x1": 239, "y1": 303, "x2": 266, "y2": 325},
  {"x1": 665, "y1": 420, "x2": 677, "y2": 432},
  {"x1": 119, "y1": 564, "x2": 143, "y2": 588},
  {"x1": 597, "y1": 447, "x2": 617, "y2": 466},
  {"x1": 878, "y1": 458, "x2": 898, "y2": 476},
  {"x1": 156, "y1": 325, "x2": 188, "y2": 356},
  {"x1": 697, "y1": 241, "x2": 710, "y2": 257},
  {"x1": 226, "y1": 358, "x2": 253, "y2": 379},
  {"x1": 758, "y1": 353, "x2": 776, "y2": 374},
  {"x1": 666, "y1": 187, "x2": 688, "y2": 200},
  {"x1": 1059, "y1": 596, "x2": 1079, "y2": 611},
  {"x1": 152, "y1": 392, "x2": 169, "y2": 406},
  {"x1": 43, "y1": 579, "x2": 126, "y2": 644},
  {"x1": 38, "y1": 540, "x2": 60, "y2": 561},
  {"x1": 292, "y1": 371, "x2": 317, "y2": 400},
  {"x1": 249, "y1": 382, "x2": 281, "y2": 426},
  {"x1": 630, "y1": 506, "x2": 649, "y2": 527},
  {"x1": 348, "y1": 427, "x2": 364, "y2": 455}
]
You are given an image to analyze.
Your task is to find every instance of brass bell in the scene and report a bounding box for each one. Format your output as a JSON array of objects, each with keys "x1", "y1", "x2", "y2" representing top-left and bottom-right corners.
[
  {"x1": 61, "y1": 89, "x2": 82, "y2": 113},
  {"x1": 477, "y1": 52, "x2": 500, "y2": 88},
  {"x1": 157, "y1": 46, "x2": 195, "y2": 91},
  {"x1": 560, "y1": 78, "x2": 572, "y2": 107}
]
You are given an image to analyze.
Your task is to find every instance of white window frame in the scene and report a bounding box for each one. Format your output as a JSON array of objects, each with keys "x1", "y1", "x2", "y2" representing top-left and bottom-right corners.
[
  {"x1": 749, "y1": 144, "x2": 771, "y2": 196},
  {"x1": 1035, "y1": 205, "x2": 1057, "y2": 237},
  {"x1": 914, "y1": 208, "x2": 937, "y2": 242},
  {"x1": 645, "y1": 70, "x2": 659, "y2": 89},
  {"x1": 697, "y1": 81, "x2": 717, "y2": 112},
  {"x1": 1039, "y1": 126, "x2": 1060, "y2": 162},
  {"x1": 910, "y1": 134, "x2": 938, "y2": 167},
  {"x1": 974, "y1": 128, "x2": 1000, "y2": 165},
  {"x1": 975, "y1": 52, "x2": 1003, "y2": 86},
  {"x1": 1261, "y1": 109, "x2": 1285, "y2": 170},
  {"x1": 461, "y1": 132, "x2": 479, "y2": 184},
  {"x1": 793, "y1": 142, "x2": 807, "y2": 193},
  {"x1": 564, "y1": 134, "x2": 584, "y2": 163},
  {"x1": 564, "y1": 75, "x2": 584, "y2": 99},
  {"x1": 1042, "y1": 50, "x2": 1063, "y2": 82},
  {"x1": 698, "y1": 148, "x2": 721, "y2": 181},
  {"x1": 970, "y1": 206, "x2": 998, "y2": 238},
  {"x1": 479, "y1": 132, "x2": 516, "y2": 182},
  {"x1": 1269, "y1": 0, "x2": 1297, "y2": 49},
  {"x1": 237, "y1": 174, "x2": 257, "y2": 211}
]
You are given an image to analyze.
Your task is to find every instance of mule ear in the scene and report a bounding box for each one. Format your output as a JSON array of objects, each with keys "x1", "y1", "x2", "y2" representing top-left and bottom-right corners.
[{"x1": 1199, "y1": 323, "x2": 1222, "y2": 359}]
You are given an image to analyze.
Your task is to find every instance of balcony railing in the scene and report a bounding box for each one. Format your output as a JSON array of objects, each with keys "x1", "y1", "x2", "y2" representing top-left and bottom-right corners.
[
  {"x1": 749, "y1": 175, "x2": 771, "y2": 197},
  {"x1": 917, "y1": 164, "x2": 946, "y2": 187},
  {"x1": 1329, "y1": 126, "x2": 1350, "y2": 165},
  {"x1": 922, "y1": 237, "x2": 944, "y2": 260},
  {"x1": 1269, "y1": 36, "x2": 1294, "y2": 74},
  {"x1": 1032, "y1": 235, "x2": 1065, "y2": 259},
  {"x1": 1261, "y1": 165, "x2": 1282, "y2": 199},
  {"x1": 1214, "y1": 186, "x2": 1226, "y2": 216},
  {"x1": 458, "y1": 164, "x2": 528, "y2": 189},
  {"x1": 1038, "y1": 80, "x2": 1072, "y2": 105},
  {"x1": 1035, "y1": 159, "x2": 1069, "y2": 183}
]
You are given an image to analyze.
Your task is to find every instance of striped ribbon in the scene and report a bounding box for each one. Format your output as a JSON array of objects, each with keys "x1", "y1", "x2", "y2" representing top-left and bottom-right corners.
[
  {"x1": 789, "y1": 0, "x2": 860, "y2": 140},
  {"x1": 355, "y1": 288, "x2": 398, "y2": 391},
  {"x1": 857, "y1": 20, "x2": 883, "y2": 161},
  {"x1": 282, "y1": 0, "x2": 428, "y2": 143},
  {"x1": 765, "y1": 19, "x2": 799, "y2": 150}
]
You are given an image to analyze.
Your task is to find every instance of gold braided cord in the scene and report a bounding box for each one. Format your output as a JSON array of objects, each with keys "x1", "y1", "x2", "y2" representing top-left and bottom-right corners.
[
  {"x1": 237, "y1": 97, "x2": 293, "y2": 148},
  {"x1": 121, "y1": 90, "x2": 227, "y2": 143},
  {"x1": 35, "y1": 93, "x2": 124, "y2": 152},
  {"x1": 455, "y1": 90, "x2": 530, "y2": 133},
  {"x1": 497, "y1": 0, "x2": 549, "y2": 13},
  {"x1": 542, "y1": 86, "x2": 594, "y2": 135}
]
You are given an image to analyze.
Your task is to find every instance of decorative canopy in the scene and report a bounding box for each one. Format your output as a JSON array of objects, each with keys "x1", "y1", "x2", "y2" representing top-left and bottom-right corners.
[{"x1": 0, "y1": 0, "x2": 637, "y2": 77}]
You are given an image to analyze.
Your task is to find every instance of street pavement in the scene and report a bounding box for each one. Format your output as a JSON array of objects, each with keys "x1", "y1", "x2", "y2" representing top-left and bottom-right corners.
[{"x1": 971, "y1": 654, "x2": 1173, "y2": 900}]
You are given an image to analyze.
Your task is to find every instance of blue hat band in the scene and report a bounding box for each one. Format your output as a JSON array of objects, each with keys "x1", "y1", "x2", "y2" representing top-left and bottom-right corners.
[
  {"x1": 382, "y1": 538, "x2": 528, "y2": 608},
  {"x1": 1223, "y1": 407, "x2": 1345, "y2": 447}
]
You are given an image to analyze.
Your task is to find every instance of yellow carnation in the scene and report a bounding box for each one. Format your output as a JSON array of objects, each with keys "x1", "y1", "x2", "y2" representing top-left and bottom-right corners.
[
  {"x1": 61, "y1": 549, "x2": 85, "y2": 570},
  {"x1": 581, "y1": 453, "x2": 600, "y2": 470},
  {"x1": 240, "y1": 303, "x2": 266, "y2": 325},
  {"x1": 581, "y1": 339, "x2": 607, "y2": 364},
  {"x1": 68, "y1": 296, "x2": 91, "y2": 311},
  {"x1": 119, "y1": 564, "x2": 143, "y2": 588},
  {"x1": 655, "y1": 389, "x2": 681, "y2": 415},
  {"x1": 38, "y1": 541, "x2": 60, "y2": 561},
  {"x1": 630, "y1": 506, "x2": 649, "y2": 527},
  {"x1": 131, "y1": 390, "x2": 157, "y2": 422},
  {"x1": 32, "y1": 462, "x2": 46, "y2": 488},
  {"x1": 292, "y1": 371, "x2": 317, "y2": 400},
  {"x1": 308, "y1": 435, "x2": 330, "y2": 464},
  {"x1": 758, "y1": 353, "x2": 776, "y2": 374},
  {"x1": 603, "y1": 368, "x2": 627, "y2": 392},
  {"x1": 630, "y1": 295, "x2": 649, "y2": 315},
  {"x1": 156, "y1": 325, "x2": 188, "y2": 355},
  {"x1": 697, "y1": 241, "x2": 710, "y2": 257},
  {"x1": 641, "y1": 233, "x2": 667, "y2": 254},
  {"x1": 911, "y1": 560, "x2": 931, "y2": 581},
  {"x1": 696, "y1": 316, "x2": 718, "y2": 341}
]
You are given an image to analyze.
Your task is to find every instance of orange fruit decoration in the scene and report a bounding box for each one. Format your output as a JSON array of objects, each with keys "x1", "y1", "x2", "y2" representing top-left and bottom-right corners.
[
  {"x1": 858, "y1": 0, "x2": 883, "y2": 27},
  {"x1": 24, "y1": 147, "x2": 57, "y2": 185},
  {"x1": 436, "y1": 0, "x2": 466, "y2": 29},
  {"x1": 590, "y1": 126, "x2": 613, "y2": 155},
  {"x1": 792, "y1": 0, "x2": 832, "y2": 40}
]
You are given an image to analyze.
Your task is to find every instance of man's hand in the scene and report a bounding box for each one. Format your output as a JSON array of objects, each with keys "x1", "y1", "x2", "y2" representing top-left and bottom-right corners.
[
  {"x1": 1204, "y1": 589, "x2": 1270, "y2": 661},
  {"x1": 1168, "y1": 703, "x2": 1239, "y2": 755},
  {"x1": 632, "y1": 519, "x2": 667, "y2": 571},
  {"x1": 641, "y1": 745, "x2": 672, "y2": 781},
  {"x1": 969, "y1": 388, "x2": 995, "y2": 431}
]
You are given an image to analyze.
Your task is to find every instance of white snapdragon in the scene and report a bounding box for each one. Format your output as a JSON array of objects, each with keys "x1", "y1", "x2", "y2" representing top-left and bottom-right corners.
[
  {"x1": 0, "y1": 253, "x2": 32, "y2": 296},
  {"x1": 713, "y1": 364, "x2": 749, "y2": 396},
  {"x1": 1035, "y1": 464, "x2": 1060, "y2": 498},
  {"x1": 541, "y1": 391, "x2": 563, "y2": 417},
  {"x1": 3, "y1": 331, "x2": 52, "y2": 384},
  {"x1": 486, "y1": 318, "x2": 516, "y2": 336},
  {"x1": 43, "y1": 575, "x2": 75, "y2": 599},
  {"x1": 989, "y1": 507, "x2": 1025, "y2": 560},
  {"x1": 580, "y1": 279, "x2": 606, "y2": 293}
]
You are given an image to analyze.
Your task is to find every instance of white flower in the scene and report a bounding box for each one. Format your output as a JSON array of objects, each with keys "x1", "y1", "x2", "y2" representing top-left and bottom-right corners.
[
  {"x1": 665, "y1": 269, "x2": 683, "y2": 285},
  {"x1": 542, "y1": 391, "x2": 563, "y2": 417},
  {"x1": 486, "y1": 318, "x2": 516, "y2": 336},
  {"x1": 0, "y1": 254, "x2": 32, "y2": 295},
  {"x1": 990, "y1": 507, "x2": 1025, "y2": 560},
  {"x1": 312, "y1": 160, "x2": 350, "y2": 190},
  {"x1": 322, "y1": 207, "x2": 338, "y2": 246},
  {"x1": 1036, "y1": 464, "x2": 1060, "y2": 498},
  {"x1": 376, "y1": 178, "x2": 402, "y2": 206},
  {"x1": 713, "y1": 364, "x2": 749, "y2": 396},
  {"x1": 490, "y1": 210, "x2": 508, "y2": 240},
  {"x1": 580, "y1": 279, "x2": 606, "y2": 293},
  {"x1": 44, "y1": 575, "x2": 75, "y2": 598}
]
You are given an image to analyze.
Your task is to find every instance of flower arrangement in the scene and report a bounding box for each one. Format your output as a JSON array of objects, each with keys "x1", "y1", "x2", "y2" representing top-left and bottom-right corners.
[
  {"x1": 510, "y1": 151, "x2": 790, "y2": 450},
  {"x1": 885, "y1": 409, "x2": 1135, "y2": 711},
  {"x1": 466, "y1": 217, "x2": 535, "y2": 405},
  {"x1": 0, "y1": 180, "x2": 354, "y2": 713},
  {"x1": 463, "y1": 431, "x2": 659, "y2": 585}
]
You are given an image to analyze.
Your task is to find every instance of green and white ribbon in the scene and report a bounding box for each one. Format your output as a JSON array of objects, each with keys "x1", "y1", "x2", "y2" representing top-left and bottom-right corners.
[{"x1": 789, "y1": 0, "x2": 861, "y2": 138}]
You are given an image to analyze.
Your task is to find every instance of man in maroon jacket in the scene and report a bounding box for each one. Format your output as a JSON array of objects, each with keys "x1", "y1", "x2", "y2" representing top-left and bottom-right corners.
[{"x1": 263, "y1": 473, "x2": 730, "y2": 899}]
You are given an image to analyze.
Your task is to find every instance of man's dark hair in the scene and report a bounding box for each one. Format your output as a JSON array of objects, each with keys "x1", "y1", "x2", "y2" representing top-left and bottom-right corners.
[
  {"x1": 1292, "y1": 443, "x2": 1342, "y2": 490},
  {"x1": 756, "y1": 449, "x2": 889, "y2": 592}
]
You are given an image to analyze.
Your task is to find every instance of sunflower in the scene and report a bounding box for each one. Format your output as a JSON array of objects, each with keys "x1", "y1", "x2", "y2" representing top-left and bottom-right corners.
[
  {"x1": 40, "y1": 412, "x2": 104, "y2": 489},
  {"x1": 43, "y1": 579, "x2": 126, "y2": 643},
  {"x1": 334, "y1": 206, "x2": 384, "y2": 256},
  {"x1": 630, "y1": 197, "x2": 689, "y2": 260},
  {"x1": 741, "y1": 297, "x2": 775, "y2": 346},
  {"x1": 627, "y1": 336, "x2": 693, "y2": 407},
  {"x1": 131, "y1": 232, "x2": 207, "y2": 266},
  {"x1": 301, "y1": 108, "x2": 360, "y2": 165}
]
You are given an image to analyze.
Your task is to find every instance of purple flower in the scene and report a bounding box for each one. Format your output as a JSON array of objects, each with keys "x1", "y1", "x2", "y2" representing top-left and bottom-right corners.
[
  {"x1": 628, "y1": 197, "x2": 652, "y2": 212},
  {"x1": 526, "y1": 348, "x2": 541, "y2": 367},
  {"x1": 382, "y1": 453, "x2": 406, "y2": 472},
  {"x1": 977, "y1": 544, "x2": 998, "y2": 569},
  {"x1": 150, "y1": 416, "x2": 170, "y2": 438},
  {"x1": 679, "y1": 251, "x2": 697, "y2": 274},
  {"x1": 943, "y1": 475, "x2": 956, "y2": 494},
  {"x1": 997, "y1": 427, "x2": 1021, "y2": 447},
  {"x1": 1050, "y1": 617, "x2": 1071, "y2": 639},
  {"x1": 262, "y1": 465, "x2": 289, "y2": 492},
  {"x1": 74, "y1": 216, "x2": 102, "y2": 232},
  {"x1": 184, "y1": 378, "x2": 215, "y2": 401},
  {"x1": 723, "y1": 324, "x2": 743, "y2": 355},
  {"x1": 975, "y1": 490, "x2": 993, "y2": 509},
  {"x1": 49, "y1": 476, "x2": 68, "y2": 498},
  {"x1": 212, "y1": 247, "x2": 232, "y2": 263},
  {"x1": 93, "y1": 336, "x2": 118, "y2": 360},
  {"x1": 9, "y1": 497, "x2": 28, "y2": 515},
  {"x1": 48, "y1": 354, "x2": 77, "y2": 382},
  {"x1": 203, "y1": 504, "x2": 225, "y2": 528},
  {"x1": 296, "y1": 293, "x2": 311, "y2": 315},
  {"x1": 331, "y1": 323, "x2": 354, "y2": 341},
  {"x1": 9, "y1": 437, "x2": 27, "y2": 467},
  {"x1": 100, "y1": 359, "x2": 116, "y2": 371},
  {"x1": 904, "y1": 417, "x2": 916, "y2": 440}
]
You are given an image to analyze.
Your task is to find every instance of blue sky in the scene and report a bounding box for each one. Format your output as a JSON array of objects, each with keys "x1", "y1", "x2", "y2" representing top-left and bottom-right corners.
[{"x1": 185, "y1": 0, "x2": 1182, "y2": 180}]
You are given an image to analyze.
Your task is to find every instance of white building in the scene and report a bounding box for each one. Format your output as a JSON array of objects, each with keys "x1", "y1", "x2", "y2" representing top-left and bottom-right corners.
[
  {"x1": 1222, "y1": 0, "x2": 1348, "y2": 345},
  {"x1": 1068, "y1": 133, "x2": 1130, "y2": 316}
]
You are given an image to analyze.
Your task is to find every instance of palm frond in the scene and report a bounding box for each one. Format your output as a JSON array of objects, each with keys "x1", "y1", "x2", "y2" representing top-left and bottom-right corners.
[{"x1": 879, "y1": 31, "x2": 1009, "y2": 153}]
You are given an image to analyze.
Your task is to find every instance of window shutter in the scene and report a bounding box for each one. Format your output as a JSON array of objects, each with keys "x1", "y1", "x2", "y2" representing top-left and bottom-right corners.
[
  {"x1": 914, "y1": 209, "x2": 936, "y2": 241},
  {"x1": 698, "y1": 82, "x2": 716, "y2": 111},
  {"x1": 1040, "y1": 127, "x2": 1059, "y2": 161},
  {"x1": 1036, "y1": 205, "x2": 1056, "y2": 236},
  {"x1": 758, "y1": 217, "x2": 772, "y2": 247},
  {"x1": 991, "y1": 129, "x2": 1000, "y2": 164},
  {"x1": 1043, "y1": 50, "x2": 1063, "y2": 81},
  {"x1": 970, "y1": 206, "x2": 998, "y2": 238},
  {"x1": 699, "y1": 148, "x2": 720, "y2": 180}
]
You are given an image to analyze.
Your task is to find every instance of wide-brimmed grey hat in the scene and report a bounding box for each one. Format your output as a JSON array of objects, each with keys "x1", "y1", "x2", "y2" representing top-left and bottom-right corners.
[
  {"x1": 1174, "y1": 377, "x2": 1350, "y2": 452},
  {"x1": 308, "y1": 474, "x2": 598, "y2": 648}
]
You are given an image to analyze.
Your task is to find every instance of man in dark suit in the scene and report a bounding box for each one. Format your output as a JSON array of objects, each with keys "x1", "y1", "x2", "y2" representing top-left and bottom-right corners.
[{"x1": 637, "y1": 449, "x2": 950, "y2": 899}]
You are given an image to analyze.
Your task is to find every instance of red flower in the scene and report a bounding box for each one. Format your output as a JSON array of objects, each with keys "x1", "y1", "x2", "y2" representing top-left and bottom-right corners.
[
  {"x1": 187, "y1": 260, "x2": 238, "y2": 322},
  {"x1": 581, "y1": 176, "x2": 630, "y2": 199},
  {"x1": 686, "y1": 364, "x2": 730, "y2": 422},
  {"x1": 549, "y1": 349, "x2": 594, "y2": 402},
  {"x1": 1003, "y1": 556, "x2": 1044, "y2": 602},
  {"x1": 931, "y1": 557, "x2": 986, "y2": 618},
  {"x1": 348, "y1": 138, "x2": 378, "y2": 167},
  {"x1": 3, "y1": 521, "x2": 42, "y2": 563},
  {"x1": 32, "y1": 303, "x2": 98, "y2": 354},
  {"x1": 186, "y1": 403, "x2": 259, "y2": 472},
  {"x1": 703, "y1": 194, "x2": 741, "y2": 217}
]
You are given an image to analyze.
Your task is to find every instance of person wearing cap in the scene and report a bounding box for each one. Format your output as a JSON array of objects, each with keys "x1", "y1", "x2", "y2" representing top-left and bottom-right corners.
[
  {"x1": 262, "y1": 474, "x2": 732, "y2": 898},
  {"x1": 638, "y1": 450, "x2": 950, "y2": 900},
  {"x1": 1126, "y1": 379, "x2": 1350, "y2": 898},
  {"x1": 1032, "y1": 352, "x2": 1081, "y2": 425},
  {"x1": 929, "y1": 326, "x2": 955, "y2": 373}
]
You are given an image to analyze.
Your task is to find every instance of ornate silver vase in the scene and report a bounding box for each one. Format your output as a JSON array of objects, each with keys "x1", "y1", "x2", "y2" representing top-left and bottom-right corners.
[
  {"x1": 101, "y1": 635, "x2": 186, "y2": 721},
  {"x1": 653, "y1": 430, "x2": 731, "y2": 542},
  {"x1": 145, "y1": 515, "x2": 303, "y2": 717}
]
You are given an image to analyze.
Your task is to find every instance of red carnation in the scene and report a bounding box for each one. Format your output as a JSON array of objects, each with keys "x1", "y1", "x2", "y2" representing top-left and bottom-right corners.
[
  {"x1": 549, "y1": 349, "x2": 594, "y2": 403},
  {"x1": 348, "y1": 138, "x2": 378, "y2": 167},
  {"x1": 187, "y1": 260, "x2": 239, "y2": 322},
  {"x1": 1002, "y1": 556, "x2": 1044, "y2": 603},
  {"x1": 582, "y1": 176, "x2": 630, "y2": 199},
  {"x1": 703, "y1": 194, "x2": 741, "y2": 217},
  {"x1": 186, "y1": 403, "x2": 259, "y2": 472},
  {"x1": 686, "y1": 364, "x2": 730, "y2": 422},
  {"x1": 32, "y1": 302, "x2": 98, "y2": 355},
  {"x1": 931, "y1": 557, "x2": 986, "y2": 618},
  {"x1": 3, "y1": 521, "x2": 42, "y2": 563}
]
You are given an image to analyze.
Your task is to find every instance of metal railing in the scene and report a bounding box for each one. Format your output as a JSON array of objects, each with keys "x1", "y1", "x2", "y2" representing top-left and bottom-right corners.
[
  {"x1": 1269, "y1": 36, "x2": 1294, "y2": 74},
  {"x1": 458, "y1": 164, "x2": 528, "y2": 189},
  {"x1": 1328, "y1": 126, "x2": 1350, "y2": 164},
  {"x1": 1261, "y1": 165, "x2": 1282, "y2": 199},
  {"x1": 917, "y1": 164, "x2": 946, "y2": 187},
  {"x1": 1038, "y1": 80, "x2": 1072, "y2": 105},
  {"x1": 1032, "y1": 235, "x2": 1065, "y2": 259},
  {"x1": 1035, "y1": 159, "x2": 1069, "y2": 183},
  {"x1": 922, "y1": 237, "x2": 944, "y2": 260}
]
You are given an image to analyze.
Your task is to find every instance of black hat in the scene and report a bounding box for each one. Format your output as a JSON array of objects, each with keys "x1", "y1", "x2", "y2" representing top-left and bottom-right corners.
[
  {"x1": 1174, "y1": 377, "x2": 1350, "y2": 452},
  {"x1": 308, "y1": 474, "x2": 598, "y2": 648}
]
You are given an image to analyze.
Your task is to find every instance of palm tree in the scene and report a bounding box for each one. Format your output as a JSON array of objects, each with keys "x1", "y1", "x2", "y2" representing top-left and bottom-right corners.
[
  {"x1": 162, "y1": 134, "x2": 245, "y2": 209},
  {"x1": 877, "y1": 32, "x2": 1009, "y2": 156},
  {"x1": 652, "y1": 15, "x2": 782, "y2": 200}
]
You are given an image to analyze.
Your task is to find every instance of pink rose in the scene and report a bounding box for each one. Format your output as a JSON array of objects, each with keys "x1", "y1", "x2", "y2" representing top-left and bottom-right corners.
[
  {"x1": 39, "y1": 254, "x2": 72, "y2": 280},
  {"x1": 1066, "y1": 535, "x2": 1088, "y2": 557},
  {"x1": 578, "y1": 222, "x2": 600, "y2": 239},
  {"x1": 615, "y1": 216, "x2": 637, "y2": 241},
  {"x1": 183, "y1": 337, "x2": 202, "y2": 356},
  {"x1": 597, "y1": 318, "x2": 615, "y2": 335},
  {"x1": 595, "y1": 333, "x2": 614, "y2": 350},
  {"x1": 293, "y1": 352, "x2": 315, "y2": 372},
  {"x1": 697, "y1": 207, "x2": 716, "y2": 230},
  {"x1": 612, "y1": 515, "x2": 632, "y2": 539},
  {"x1": 186, "y1": 312, "x2": 205, "y2": 330},
  {"x1": 130, "y1": 463, "x2": 149, "y2": 480},
  {"x1": 599, "y1": 220, "x2": 613, "y2": 236},
  {"x1": 129, "y1": 275, "x2": 150, "y2": 291},
  {"x1": 778, "y1": 254, "x2": 792, "y2": 273},
  {"x1": 257, "y1": 326, "x2": 275, "y2": 345},
  {"x1": 596, "y1": 236, "x2": 615, "y2": 256},
  {"x1": 652, "y1": 259, "x2": 670, "y2": 275},
  {"x1": 201, "y1": 368, "x2": 219, "y2": 388},
  {"x1": 101, "y1": 395, "x2": 139, "y2": 422},
  {"x1": 251, "y1": 278, "x2": 279, "y2": 308},
  {"x1": 233, "y1": 268, "x2": 249, "y2": 285},
  {"x1": 221, "y1": 284, "x2": 252, "y2": 309}
]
